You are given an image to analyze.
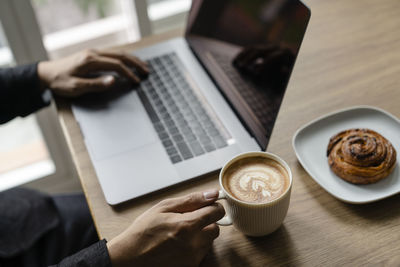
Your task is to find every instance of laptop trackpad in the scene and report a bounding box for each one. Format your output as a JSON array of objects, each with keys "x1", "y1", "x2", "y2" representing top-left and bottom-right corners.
[{"x1": 73, "y1": 91, "x2": 158, "y2": 161}]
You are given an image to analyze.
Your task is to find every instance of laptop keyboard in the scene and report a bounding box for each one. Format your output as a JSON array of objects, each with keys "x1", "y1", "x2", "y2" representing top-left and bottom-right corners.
[{"x1": 137, "y1": 53, "x2": 228, "y2": 164}]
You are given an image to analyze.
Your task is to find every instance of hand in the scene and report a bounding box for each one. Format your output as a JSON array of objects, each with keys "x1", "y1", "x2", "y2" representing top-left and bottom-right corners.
[
  {"x1": 37, "y1": 49, "x2": 149, "y2": 97},
  {"x1": 107, "y1": 189, "x2": 225, "y2": 267}
]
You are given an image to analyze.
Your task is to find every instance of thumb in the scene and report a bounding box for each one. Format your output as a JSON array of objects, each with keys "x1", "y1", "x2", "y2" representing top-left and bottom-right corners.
[
  {"x1": 157, "y1": 189, "x2": 219, "y2": 213},
  {"x1": 75, "y1": 75, "x2": 116, "y2": 94}
]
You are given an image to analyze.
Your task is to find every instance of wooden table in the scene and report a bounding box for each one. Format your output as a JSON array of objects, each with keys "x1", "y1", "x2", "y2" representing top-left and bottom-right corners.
[{"x1": 57, "y1": 0, "x2": 400, "y2": 265}]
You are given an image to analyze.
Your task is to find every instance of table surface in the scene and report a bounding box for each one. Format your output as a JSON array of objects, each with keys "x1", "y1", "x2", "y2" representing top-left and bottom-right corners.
[{"x1": 56, "y1": 0, "x2": 400, "y2": 265}]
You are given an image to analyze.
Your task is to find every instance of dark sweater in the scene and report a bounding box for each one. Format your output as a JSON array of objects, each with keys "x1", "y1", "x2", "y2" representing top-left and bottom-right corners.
[{"x1": 0, "y1": 64, "x2": 112, "y2": 267}]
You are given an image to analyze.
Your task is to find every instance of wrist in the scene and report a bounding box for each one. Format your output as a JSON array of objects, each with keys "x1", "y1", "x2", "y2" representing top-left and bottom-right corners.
[
  {"x1": 37, "y1": 61, "x2": 53, "y2": 92},
  {"x1": 107, "y1": 237, "x2": 129, "y2": 267},
  {"x1": 107, "y1": 233, "x2": 144, "y2": 267}
]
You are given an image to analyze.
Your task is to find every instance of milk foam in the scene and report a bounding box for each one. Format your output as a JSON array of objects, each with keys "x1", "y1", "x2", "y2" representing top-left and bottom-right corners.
[{"x1": 223, "y1": 157, "x2": 289, "y2": 203}]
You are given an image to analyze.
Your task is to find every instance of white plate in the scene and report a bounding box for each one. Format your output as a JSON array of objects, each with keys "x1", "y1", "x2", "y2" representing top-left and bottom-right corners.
[{"x1": 292, "y1": 106, "x2": 400, "y2": 204}]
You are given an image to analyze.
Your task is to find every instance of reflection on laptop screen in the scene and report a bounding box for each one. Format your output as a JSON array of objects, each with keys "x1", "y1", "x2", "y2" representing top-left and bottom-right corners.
[{"x1": 186, "y1": 0, "x2": 310, "y2": 149}]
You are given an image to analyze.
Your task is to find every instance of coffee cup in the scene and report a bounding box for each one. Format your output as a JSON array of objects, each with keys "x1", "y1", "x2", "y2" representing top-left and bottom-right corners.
[{"x1": 217, "y1": 151, "x2": 292, "y2": 236}]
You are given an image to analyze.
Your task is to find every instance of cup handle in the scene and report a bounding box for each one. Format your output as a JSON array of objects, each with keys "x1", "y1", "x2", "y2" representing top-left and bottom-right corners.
[{"x1": 216, "y1": 190, "x2": 233, "y2": 226}]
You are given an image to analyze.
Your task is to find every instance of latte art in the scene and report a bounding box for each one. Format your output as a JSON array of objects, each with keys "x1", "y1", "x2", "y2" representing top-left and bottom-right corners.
[{"x1": 223, "y1": 157, "x2": 289, "y2": 203}]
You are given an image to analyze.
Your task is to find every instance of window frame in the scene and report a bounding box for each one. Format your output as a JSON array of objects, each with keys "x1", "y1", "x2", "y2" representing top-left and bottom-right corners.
[{"x1": 0, "y1": 0, "x2": 77, "y2": 190}]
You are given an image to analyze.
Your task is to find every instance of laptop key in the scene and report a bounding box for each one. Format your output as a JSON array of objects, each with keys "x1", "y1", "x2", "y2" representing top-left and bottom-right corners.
[
  {"x1": 154, "y1": 99, "x2": 163, "y2": 106},
  {"x1": 161, "y1": 113, "x2": 172, "y2": 121},
  {"x1": 173, "y1": 111, "x2": 184, "y2": 119},
  {"x1": 175, "y1": 95, "x2": 185, "y2": 102},
  {"x1": 168, "y1": 127, "x2": 179, "y2": 135},
  {"x1": 176, "y1": 142, "x2": 193, "y2": 159},
  {"x1": 189, "y1": 141, "x2": 205, "y2": 156},
  {"x1": 158, "y1": 131, "x2": 169, "y2": 140},
  {"x1": 199, "y1": 135, "x2": 211, "y2": 144},
  {"x1": 166, "y1": 146, "x2": 178, "y2": 156},
  {"x1": 162, "y1": 138, "x2": 173, "y2": 148},
  {"x1": 170, "y1": 106, "x2": 179, "y2": 113},
  {"x1": 176, "y1": 120, "x2": 187, "y2": 129},
  {"x1": 166, "y1": 99, "x2": 175, "y2": 106},
  {"x1": 214, "y1": 136, "x2": 228, "y2": 148},
  {"x1": 164, "y1": 119, "x2": 177, "y2": 129},
  {"x1": 203, "y1": 120, "x2": 214, "y2": 128},
  {"x1": 195, "y1": 128, "x2": 207, "y2": 136},
  {"x1": 185, "y1": 133, "x2": 196, "y2": 142},
  {"x1": 157, "y1": 106, "x2": 167, "y2": 114},
  {"x1": 153, "y1": 122, "x2": 165, "y2": 132},
  {"x1": 207, "y1": 127, "x2": 220, "y2": 137},
  {"x1": 186, "y1": 114, "x2": 197, "y2": 122},
  {"x1": 172, "y1": 134, "x2": 184, "y2": 142},
  {"x1": 203, "y1": 143, "x2": 216, "y2": 152},
  {"x1": 194, "y1": 124, "x2": 203, "y2": 132},
  {"x1": 149, "y1": 91, "x2": 157, "y2": 99},
  {"x1": 171, "y1": 154, "x2": 182, "y2": 164},
  {"x1": 181, "y1": 126, "x2": 192, "y2": 134},
  {"x1": 199, "y1": 114, "x2": 210, "y2": 122}
]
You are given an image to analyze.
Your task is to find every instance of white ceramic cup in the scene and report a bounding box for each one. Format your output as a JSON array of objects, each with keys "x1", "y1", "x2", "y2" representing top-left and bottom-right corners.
[{"x1": 217, "y1": 151, "x2": 293, "y2": 236}]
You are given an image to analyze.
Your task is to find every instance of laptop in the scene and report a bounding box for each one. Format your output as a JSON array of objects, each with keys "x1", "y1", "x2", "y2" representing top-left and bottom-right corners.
[{"x1": 72, "y1": 0, "x2": 311, "y2": 205}]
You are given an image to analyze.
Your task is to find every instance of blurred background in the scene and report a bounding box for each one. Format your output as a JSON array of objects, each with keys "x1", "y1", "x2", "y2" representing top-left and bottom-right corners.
[{"x1": 0, "y1": 0, "x2": 190, "y2": 193}]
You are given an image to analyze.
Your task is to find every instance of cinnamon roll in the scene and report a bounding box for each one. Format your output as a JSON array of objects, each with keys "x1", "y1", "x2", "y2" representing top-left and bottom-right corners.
[{"x1": 327, "y1": 128, "x2": 397, "y2": 184}]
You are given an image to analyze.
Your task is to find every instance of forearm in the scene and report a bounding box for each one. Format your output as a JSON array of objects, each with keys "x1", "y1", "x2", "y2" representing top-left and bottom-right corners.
[
  {"x1": 0, "y1": 63, "x2": 51, "y2": 124},
  {"x1": 50, "y1": 239, "x2": 112, "y2": 267}
]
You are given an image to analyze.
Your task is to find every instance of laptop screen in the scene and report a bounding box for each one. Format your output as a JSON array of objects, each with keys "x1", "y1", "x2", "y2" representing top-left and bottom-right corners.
[{"x1": 185, "y1": 0, "x2": 311, "y2": 149}]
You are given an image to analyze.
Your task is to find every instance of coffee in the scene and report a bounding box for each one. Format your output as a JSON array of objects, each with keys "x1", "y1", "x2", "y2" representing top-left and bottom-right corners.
[{"x1": 222, "y1": 156, "x2": 290, "y2": 203}]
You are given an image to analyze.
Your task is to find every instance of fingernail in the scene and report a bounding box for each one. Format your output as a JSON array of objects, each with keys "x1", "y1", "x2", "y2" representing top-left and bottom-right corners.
[
  {"x1": 203, "y1": 189, "x2": 219, "y2": 200},
  {"x1": 103, "y1": 75, "x2": 114, "y2": 85}
]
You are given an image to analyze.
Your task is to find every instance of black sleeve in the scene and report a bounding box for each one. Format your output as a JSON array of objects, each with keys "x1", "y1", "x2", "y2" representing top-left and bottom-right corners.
[
  {"x1": 0, "y1": 63, "x2": 51, "y2": 124},
  {"x1": 51, "y1": 239, "x2": 112, "y2": 267}
]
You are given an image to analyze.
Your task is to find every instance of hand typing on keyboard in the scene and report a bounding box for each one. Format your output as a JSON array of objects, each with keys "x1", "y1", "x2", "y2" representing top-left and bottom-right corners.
[{"x1": 38, "y1": 49, "x2": 149, "y2": 97}]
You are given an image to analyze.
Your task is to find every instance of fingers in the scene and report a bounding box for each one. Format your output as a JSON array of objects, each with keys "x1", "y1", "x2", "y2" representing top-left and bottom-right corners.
[
  {"x1": 201, "y1": 223, "x2": 220, "y2": 241},
  {"x1": 185, "y1": 202, "x2": 225, "y2": 229},
  {"x1": 157, "y1": 189, "x2": 220, "y2": 213},
  {"x1": 96, "y1": 50, "x2": 150, "y2": 75},
  {"x1": 84, "y1": 56, "x2": 141, "y2": 84},
  {"x1": 70, "y1": 75, "x2": 116, "y2": 96},
  {"x1": 193, "y1": 223, "x2": 220, "y2": 259}
]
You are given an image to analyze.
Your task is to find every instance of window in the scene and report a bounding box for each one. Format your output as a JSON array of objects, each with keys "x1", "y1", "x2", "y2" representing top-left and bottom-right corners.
[
  {"x1": 31, "y1": 0, "x2": 141, "y2": 59},
  {"x1": 0, "y1": 22, "x2": 13, "y2": 67},
  {"x1": 0, "y1": 117, "x2": 55, "y2": 191},
  {"x1": 147, "y1": 0, "x2": 191, "y2": 34},
  {"x1": 148, "y1": 0, "x2": 190, "y2": 21},
  {"x1": 0, "y1": 22, "x2": 54, "y2": 191}
]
